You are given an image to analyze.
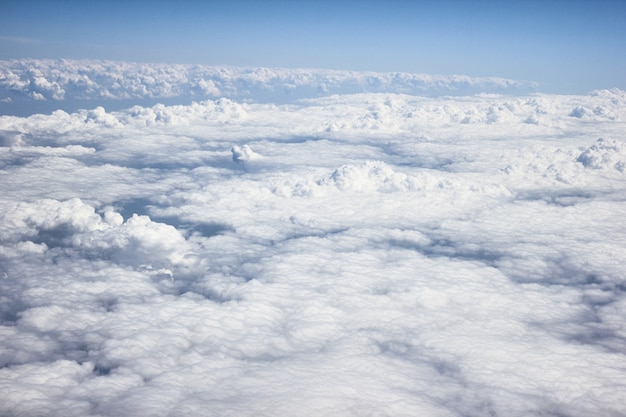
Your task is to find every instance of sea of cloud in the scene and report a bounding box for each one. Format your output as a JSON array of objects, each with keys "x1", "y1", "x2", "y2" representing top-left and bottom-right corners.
[
  {"x1": 1, "y1": 60, "x2": 625, "y2": 417},
  {"x1": 0, "y1": 59, "x2": 538, "y2": 116}
]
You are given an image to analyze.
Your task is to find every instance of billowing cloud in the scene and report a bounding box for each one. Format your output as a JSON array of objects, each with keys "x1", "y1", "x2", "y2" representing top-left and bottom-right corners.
[
  {"x1": 0, "y1": 59, "x2": 538, "y2": 106},
  {"x1": 0, "y1": 65, "x2": 625, "y2": 416}
]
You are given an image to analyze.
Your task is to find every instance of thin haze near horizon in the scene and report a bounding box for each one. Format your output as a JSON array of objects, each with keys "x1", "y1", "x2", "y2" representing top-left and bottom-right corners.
[{"x1": 0, "y1": 0, "x2": 625, "y2": 94}]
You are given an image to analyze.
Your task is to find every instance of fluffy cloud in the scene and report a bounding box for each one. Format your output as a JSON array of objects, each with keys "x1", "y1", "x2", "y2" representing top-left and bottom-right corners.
[
  {"x1": 577, "y1": 138, "x2": 626, "y2": 171},
  {"x1": 0, "y1": 68, "x2": 625, "y2": 416},
  {"x1": 0, "y1": 59, "x2": 538, "y2": 107}
]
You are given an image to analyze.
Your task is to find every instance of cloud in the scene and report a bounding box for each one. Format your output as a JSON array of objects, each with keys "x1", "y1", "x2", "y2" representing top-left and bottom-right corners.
[
  {"x1": 0, "y1": 59, "x2": 539, "y2": 107},
  {"x1": 0, "y1": 129, "x2": 24, "y2": 146},
  {"x1": 231, "y1": 144, "x2": 261, "y2": 164},
  {"x1": 577, "y1": 138, "x2": 626, "y2": 171},
  {"x1": 0, "y1": 72, "x2": 625, "y2": 416},
  {"x1": 0, "y1": 36, "x2": 41, "y2": 44}
]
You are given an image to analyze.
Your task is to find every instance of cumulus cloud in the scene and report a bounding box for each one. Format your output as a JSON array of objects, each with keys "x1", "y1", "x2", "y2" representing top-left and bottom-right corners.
[
  {"x1": 231, "y1": 144, "x2": 260, "y2": 163},
  {"x1": 0, "y1": 66, "x2": 625, "y2": 416},
  {"x1": 577, "y1": 138, "x2": 626, "y2": 171},
  {"x1": 0, "y1": 59, "x2": 538, "y2": 107}
]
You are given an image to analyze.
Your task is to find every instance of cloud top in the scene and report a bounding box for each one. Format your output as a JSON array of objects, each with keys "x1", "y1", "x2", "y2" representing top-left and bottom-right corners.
[
  {"x1": 1, "y1": 81, "x2": 625, "y2": 417},
  {"x1": 0, "y1": 59, "x2": 538, "y2": 105}
]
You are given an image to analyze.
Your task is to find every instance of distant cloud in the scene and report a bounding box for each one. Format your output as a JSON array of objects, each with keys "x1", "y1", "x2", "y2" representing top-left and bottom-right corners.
[
  {"x1": 0, "y1": 58, "x2": 539, "y2": 104},
  {"x1": 0, "y1": 36, "x2": 41, "y2": 44}
]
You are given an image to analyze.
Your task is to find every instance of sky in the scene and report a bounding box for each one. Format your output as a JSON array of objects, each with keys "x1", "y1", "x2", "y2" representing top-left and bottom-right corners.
[{"x1": 1, "y1": 0, "x2": 625, "y2": 94}]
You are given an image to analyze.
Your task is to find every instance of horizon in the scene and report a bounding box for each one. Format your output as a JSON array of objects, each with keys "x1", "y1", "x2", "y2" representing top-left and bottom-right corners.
[{"x1": 1, "y1": 0, "x2": 625, "y2": 95}]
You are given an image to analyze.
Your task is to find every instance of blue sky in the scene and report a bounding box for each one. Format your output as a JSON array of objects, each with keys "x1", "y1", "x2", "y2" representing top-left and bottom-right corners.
[{"x1": 1, "y1": 0, "x2": 624, "y2": 93}]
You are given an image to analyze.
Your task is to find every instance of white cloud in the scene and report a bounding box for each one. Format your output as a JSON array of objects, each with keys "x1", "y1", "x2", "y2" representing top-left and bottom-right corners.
[
  {"x1": 0, "y1": 59, "x2": 539, "y2": 106},
  {"x1": 0, "y1": 65, "x2": 625, "y2": 416},
  {"x1": 577, "y1": 138, "x2": 626, "y2": 171}
]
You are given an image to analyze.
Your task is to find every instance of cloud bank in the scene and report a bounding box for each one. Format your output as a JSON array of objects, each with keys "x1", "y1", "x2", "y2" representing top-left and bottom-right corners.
[
  {"x1": 0, "y1": 63, "x2": 625, "y2": 416},
  {"x1": 0, "y1": 59, "x2": 538, "y2": 107}
]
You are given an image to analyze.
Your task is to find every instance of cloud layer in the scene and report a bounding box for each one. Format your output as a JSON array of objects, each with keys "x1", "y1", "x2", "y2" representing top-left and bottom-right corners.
[
  {"x1": 1, "y1": 71, "x2": 625, "y2": 416},
  {"x1": 0, "y1": 59, "x2": 538, "y2": 106}
]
